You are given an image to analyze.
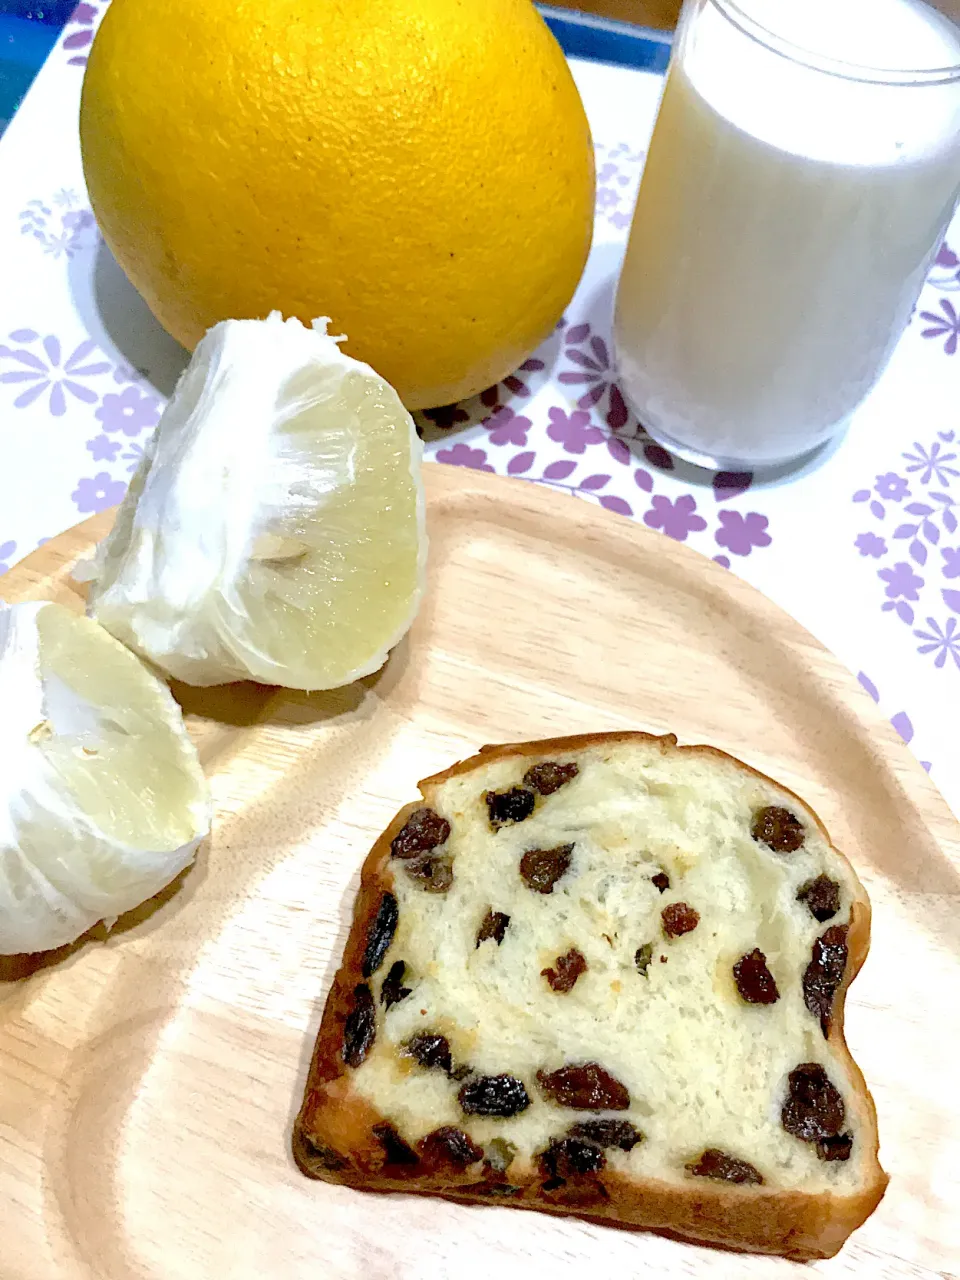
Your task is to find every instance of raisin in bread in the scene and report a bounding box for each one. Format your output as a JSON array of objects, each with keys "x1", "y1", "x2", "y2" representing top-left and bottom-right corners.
[{"x1": 294, "y1": 732, "x2": 887, "y2": 1260}]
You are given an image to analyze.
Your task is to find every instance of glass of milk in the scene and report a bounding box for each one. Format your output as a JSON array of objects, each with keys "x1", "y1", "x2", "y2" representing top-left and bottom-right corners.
[{"x1": 613, "y1": 0, "x2": 960, "y2": 469}]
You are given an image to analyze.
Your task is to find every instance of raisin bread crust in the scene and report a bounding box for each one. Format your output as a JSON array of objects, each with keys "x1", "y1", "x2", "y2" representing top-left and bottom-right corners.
[{"x1": 293, "y1": 732, "x2": 888, "y2": 1261}]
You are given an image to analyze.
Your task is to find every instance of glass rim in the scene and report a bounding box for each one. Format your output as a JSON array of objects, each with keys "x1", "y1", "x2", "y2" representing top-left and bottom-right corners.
[{"x1": 707, "y1": 0, "x2": 960, "y2": 85}]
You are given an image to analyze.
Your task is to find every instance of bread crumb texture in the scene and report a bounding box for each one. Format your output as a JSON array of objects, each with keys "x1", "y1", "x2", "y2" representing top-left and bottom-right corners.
[{"x1": 351, "y1": 738, "x2": 867, "y2": 1193}]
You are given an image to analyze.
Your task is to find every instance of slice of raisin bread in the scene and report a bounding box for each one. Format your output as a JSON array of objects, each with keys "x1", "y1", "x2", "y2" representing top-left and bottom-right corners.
[{"x1": 294, "y1": 732, "x2": 887, "y2": 1260}]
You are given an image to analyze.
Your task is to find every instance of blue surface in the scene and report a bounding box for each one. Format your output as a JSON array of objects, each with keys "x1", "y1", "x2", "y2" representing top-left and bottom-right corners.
[
  {"x1": 537, "y1": 4, "x2": 673, "y2": 72},
  {"x1": 0, "y1": 3, "x2": 76, "y2": 132},
  {"x1": 0, "y1": 3, "x2": 672, "y2": 136}
]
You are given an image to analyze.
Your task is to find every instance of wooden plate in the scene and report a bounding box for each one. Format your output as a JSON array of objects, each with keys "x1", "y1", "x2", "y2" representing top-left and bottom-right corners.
[{"x1": 1, "y1": 464, "x2": 957, "y2": 1280}]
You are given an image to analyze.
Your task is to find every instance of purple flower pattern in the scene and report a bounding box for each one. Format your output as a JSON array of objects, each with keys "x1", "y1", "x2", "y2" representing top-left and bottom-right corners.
[
  {"x1": 86, "y1": 434, "x2": 121, "y2": 463},
  {"x1": 643, "y1": 494, "x2": 707, "y2": 542},
  {"x1": 0, "y1": 332, "x2": 111, "y2": 415},
  {"x1": 479, "y1": 359, "x2": 547, "y2": 407},
  {"x1": 919, "y1": 299, "x2": 960, "y2": 355},
  {"x1": 928, "y1": 240, "x2": 960, "y2": 293},
  {"x1": 879, "y1": 562, "x2": 923, "y2": 601},
  {"x1": 95, "y1": 385, "x2": 162, "y2": 437},
  {"x1": 0, "y1": 318, "x2": 160, "y2": 522},
  {"x1": 558, "y1": 323, "x2": 630, "y2": 430},
  {"x1": 419, "y1": 360, "x2": 547, "y2": 434},
  {"x1": 498, "y1": 455, "x2": 635, "y2": 516},
  {"x1": 483, "y1": 406, "x2": 531, "y2": 447},
  {"x1": 903, "y1": 440, "x2": 959, "y2": 487},
  {"x1": 546, "y1": 406, "x2": 605, "y2": 454},
  {"x1": 914, "y1": 617, "x2": 960, "y2": 670},
  {"x1": 592, "y1": 142, "x2": 644, "y2": 232},
  {"x1": 555, "y1": 321, "x2": 684, "y2": 475},
  {"x1": 122, "y1": 442, "x2": 147, "y2": 474},
  {"x1": 0, "y1": 541, "x2": 17, "y2": 575},
  {"x1": 71, "y1": 472, "x2": 127, "y2": 515},
  {"x1": 19, "y1": 194, "x2": 97, "y2": 258},
  {"x1": 874, "y1": 472, "x2": 910, "y2": 502},
  {"x1": 715, "y1": 511, "x2": 771, "y2": 556},
  {"x1": 422, "y1": 403, "x2": 469, "y2": 429},
  {"x1": 856, "y1": 532, "x2": 887, "y2": 558},
  {"x1": 111, "y1": 362, "x2": 147, "y2": 386},
  {"x1": 61, "y1": 3, "x2": 100, "y2": 66},
  {"x1": 854, "y1": 427, "x2": 960, "y2": 668}
]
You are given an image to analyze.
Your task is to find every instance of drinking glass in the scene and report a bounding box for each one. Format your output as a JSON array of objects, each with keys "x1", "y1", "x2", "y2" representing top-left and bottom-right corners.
[{"x1": 613, "y1": 0, "x2": 960, "y2": 469}]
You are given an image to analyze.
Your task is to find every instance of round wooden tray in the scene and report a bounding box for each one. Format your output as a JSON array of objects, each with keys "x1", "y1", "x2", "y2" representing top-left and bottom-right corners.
[{"x1": 1, "y1": 463, "x2": 957, "y2": 1279}]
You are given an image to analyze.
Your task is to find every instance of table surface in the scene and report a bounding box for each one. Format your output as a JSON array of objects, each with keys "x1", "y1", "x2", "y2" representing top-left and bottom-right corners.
[
  {"x1": 0, "y1": 2, "x2": 959, "y2": 834},
  {"x1": 556, "y1": 0, "x2": 682, "y2": 25}
]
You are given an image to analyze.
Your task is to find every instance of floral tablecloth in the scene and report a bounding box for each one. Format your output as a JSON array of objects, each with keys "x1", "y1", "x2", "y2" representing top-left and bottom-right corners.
[{"x1": 1, "y1": 5, "x2": 958, "y2": 815}]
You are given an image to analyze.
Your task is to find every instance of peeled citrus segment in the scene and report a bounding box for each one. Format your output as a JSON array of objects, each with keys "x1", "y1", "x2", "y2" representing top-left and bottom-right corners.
[
  {"x1": 0, "y1": 602, "x2": 210, "y2": 955},
  {"x1": 86, "y1": 313, "x2": 426, "y2": 689}
]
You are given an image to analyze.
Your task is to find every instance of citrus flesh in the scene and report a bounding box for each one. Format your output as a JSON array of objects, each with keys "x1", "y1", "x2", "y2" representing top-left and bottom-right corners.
[
  {"x1": 0, "y1": 601, "x2": 210, "y2": 954},
  {"x1": 87, "y1": 313, "x2": 426, "y2": 690}
]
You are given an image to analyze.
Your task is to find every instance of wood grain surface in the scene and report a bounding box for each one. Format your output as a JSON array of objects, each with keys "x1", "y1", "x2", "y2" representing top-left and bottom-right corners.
[
  {"x1": 0, "y1": 463, "x2": 957, "y2": 1280},
  {"x1": 549, "y1": 0, "x2": 683, "y2": 30}
]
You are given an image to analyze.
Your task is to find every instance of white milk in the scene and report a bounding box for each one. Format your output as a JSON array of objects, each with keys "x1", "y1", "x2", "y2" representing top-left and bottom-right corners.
[{"x1": 614, "y1": 0, "x2": 960, "y2": 468}]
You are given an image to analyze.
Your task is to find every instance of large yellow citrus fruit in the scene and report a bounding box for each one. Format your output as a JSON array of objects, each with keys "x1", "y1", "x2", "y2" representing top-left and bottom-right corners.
[{"x1": 79, "y1": 0, "x2": 594, "y2": 409}]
